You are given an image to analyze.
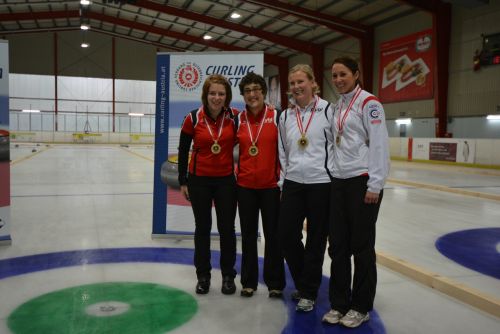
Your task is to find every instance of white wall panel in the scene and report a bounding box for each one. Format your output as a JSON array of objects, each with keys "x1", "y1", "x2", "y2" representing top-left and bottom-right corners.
[
  {"x1": 10, "y1": 98, "x2": 55, "y2": 112},
  {"x1": 10, "y1": 74, "x2": 54, "y2": 98},
  {"x1": 115, "y1": 102, "x2": 154, "y2": 115},
  {"x1": 115, "y1": 79, "x2": 155, "y2": 102},
  {"x1": 57, "y1": 101, "x2": 113, "y2": 114},
  {"x1": 57, "y1": 76, "x2": 112, "y2": 101}
]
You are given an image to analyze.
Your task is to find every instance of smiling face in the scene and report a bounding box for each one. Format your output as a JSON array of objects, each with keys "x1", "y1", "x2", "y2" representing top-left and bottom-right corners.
[
  {"x1": 242, "y1": 83, "x2": 265, "y2": 114},
  {"x1": 206, "y1": 83, "x2": 227, "y2": 115},
  {"x1": 288, "y1": 70, "x2": 315, "y2": 108},
  {"x1": 331, "y1": 63, "x2": 359, "y2": 94}
]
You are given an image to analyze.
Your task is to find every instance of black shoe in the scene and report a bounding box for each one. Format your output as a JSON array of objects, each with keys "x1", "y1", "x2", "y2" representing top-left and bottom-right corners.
[
  {"x1": 291, "y1": 290, "x2": 301, "y2": 301},
  {"x1": 240, "y1": 288, "x2": 255, "y2": 297},
  {"x1": 195, "y1": 279, "x2": 210, "y2": 294},
  {"x1": 268, "y1": 289, "x2": 283, "y2": 298},
  {"x1": 221, "y1": 276, "x2": 236, "y2": 295}
]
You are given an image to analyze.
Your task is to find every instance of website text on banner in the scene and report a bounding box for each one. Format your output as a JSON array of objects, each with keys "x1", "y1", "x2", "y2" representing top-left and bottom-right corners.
[{"x1": 152, "y1": 52, "x2": 264, "y2": 236}]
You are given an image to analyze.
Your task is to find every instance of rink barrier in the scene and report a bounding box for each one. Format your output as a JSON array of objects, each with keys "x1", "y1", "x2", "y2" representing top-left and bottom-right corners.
[
  {"x1": 377, "y1": 250, "x2": 500, "y2": 318},
  {"x1": 387, "y1": 178, "x2": 500, "y2": 202}
]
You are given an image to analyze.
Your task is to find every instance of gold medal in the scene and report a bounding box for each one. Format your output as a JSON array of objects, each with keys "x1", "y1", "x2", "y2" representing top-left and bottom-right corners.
[
  {"x1": 244, "y1": 107, "x2": 268, "y2": 159},
  {"x1": 204, "y1": 107, "x2": 226, "y2": 156},
  {"x1": 336, "y1": 135, "x2": 341, "y2": 146},
  {"x1": 211, "y1": 142, "x2": 221, "y2": 154},
  {"x1": 295, "y1": 98, "x2": 318, "y2": 151},
  {"x1": 249, "y1": 145, "x2": 259, "y2": 156},
  {"x1": 297, "y1": 135, "x2": 309, "y2": 148}
]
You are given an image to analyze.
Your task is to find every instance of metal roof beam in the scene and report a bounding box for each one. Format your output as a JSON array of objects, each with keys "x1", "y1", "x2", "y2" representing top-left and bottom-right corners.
[
  {"x1": 132, "y1": 0, "x2": 319, "y2": 54},
  {"x1": 0, "y1": 9, "x2": 285, "y2": 66},
  {"x1": 242, "y1": 0, "x2": 369, "y2": 39},
  {"x1": 86, "y1": 11, "x2": 285, "y2": 66},
  {"x1": 0, "y1": 10, "x2": 80, "y2": 21}
]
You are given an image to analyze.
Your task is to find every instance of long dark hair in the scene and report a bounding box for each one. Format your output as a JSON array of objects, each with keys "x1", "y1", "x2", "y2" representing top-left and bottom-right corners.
[{"x1": 332, "y1": 56, "x2": 362, "y2": 88}]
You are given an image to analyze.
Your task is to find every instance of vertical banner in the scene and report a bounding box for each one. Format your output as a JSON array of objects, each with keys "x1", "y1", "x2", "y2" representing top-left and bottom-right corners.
[
  {"x1": 0, "y1": 40, "x2": 11, "y2": 244},
  {"x1": 379, "y1": 29, "x2": 434, "y2": 103},
  {"x1": 152, "y1": 52, "x2": 264, "y2": 236}
]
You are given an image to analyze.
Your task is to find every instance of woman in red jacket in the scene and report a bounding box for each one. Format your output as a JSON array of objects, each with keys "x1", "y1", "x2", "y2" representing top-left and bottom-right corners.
[
  {"x1": 178, "y1": 74, "x2": 238, "y2": 295},
  {"x1": 236, "y1": 72, "x2": 285, "y2": 298}
]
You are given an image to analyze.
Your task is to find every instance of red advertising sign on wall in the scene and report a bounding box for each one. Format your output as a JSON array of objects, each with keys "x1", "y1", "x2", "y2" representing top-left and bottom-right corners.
[{"x1": 379, "y1": 29, "x2": 434, "y2": 103}]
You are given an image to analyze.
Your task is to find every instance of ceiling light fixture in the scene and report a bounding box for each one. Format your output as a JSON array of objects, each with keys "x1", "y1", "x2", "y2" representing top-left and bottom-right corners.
[
  {"x1": 80, "y1": 0, "x2": 91, "y2": 5},
  {"x1": 128, "y1": 112, "x2": 144, "y2": 117},
  {"x1": 203, "y1": 34, "x2": 212, "y2": 40},
  {"x1": 22, "y1": 109, "x2": 40, "y2": 113},
  {"x1": 486, "y1": 115, "x2": 500, "y2": 121},
  {"x1": 230, "y1": 12, "x2": 241, "y2": 19},
  {"x1": 81, "y1": 42, "x2": 90, "y2": 48},
  {"x1": 80, "y1": 23, "x2": 90, "y2": 30}
]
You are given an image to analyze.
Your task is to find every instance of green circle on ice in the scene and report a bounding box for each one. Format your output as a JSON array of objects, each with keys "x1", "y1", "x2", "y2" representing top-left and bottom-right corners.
[{"x1": 7, "y1": 282, "x2": 198, "y2": 334}]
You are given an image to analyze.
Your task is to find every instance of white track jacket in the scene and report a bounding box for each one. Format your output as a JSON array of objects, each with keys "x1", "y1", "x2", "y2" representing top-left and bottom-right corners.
[
  {"x1": 278, "y1": 97, "x2": 335, "y2": 188},
  {"x1": 330, "y1": 86, "x2": 390, "y2": 193}
]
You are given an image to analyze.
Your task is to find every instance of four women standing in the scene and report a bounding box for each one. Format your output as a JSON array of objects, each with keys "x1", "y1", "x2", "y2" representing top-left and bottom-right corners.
[{"x1": 178, "y1": 57, "x2": 389, "y2": 329}]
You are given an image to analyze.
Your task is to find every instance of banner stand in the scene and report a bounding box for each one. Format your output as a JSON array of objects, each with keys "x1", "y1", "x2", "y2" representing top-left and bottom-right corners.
[
  {"x1": 151, "y1": 51, "x2": 264, "y2": 238},
  {"x1": 0, "y1": 40, "x2": 11, "y2": 246}
]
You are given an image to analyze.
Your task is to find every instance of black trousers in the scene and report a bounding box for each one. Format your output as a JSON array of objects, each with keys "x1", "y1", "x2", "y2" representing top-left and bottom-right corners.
[
  {"x1": 188, "y1": 174, "x2": 237, "y2": 280},
  {"x1": 237, "y1": 186, "x2": 285, "y2": 291},
  {"x1": 278, "y1": 180, "x2": 330, "y2": 300},
  {"x1": 328, "y1": 175, "x2": 383, "y2": 314}
]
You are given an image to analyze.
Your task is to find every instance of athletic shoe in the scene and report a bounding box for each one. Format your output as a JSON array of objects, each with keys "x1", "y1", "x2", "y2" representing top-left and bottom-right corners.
[
  {"x1": 268, "y1": 290, "x2": 283, "y2": 298},
  {"x1": 340, "y1": 309, "x2": 369, "y2": 328},
  {"x1": 322, "y1": 309, "x2": 344, "y2": 324},
  {"x1": 195, "y1": 279, "x2": 210, "y2": 294},
  {"x1": 221, "y1": 276, "x2": 236, "y2": 295},
  {"x1": 240, "y1": 288, "x2": 254, "y2": 297},
  {"x1": 295, "y1": 298, "x2": 314, "y2": 312}
]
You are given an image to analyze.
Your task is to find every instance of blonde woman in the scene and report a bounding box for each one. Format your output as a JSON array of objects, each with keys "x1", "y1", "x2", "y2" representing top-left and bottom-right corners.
[{"x1": 278, "y1": 64, "x2": 334, "y2": 312}]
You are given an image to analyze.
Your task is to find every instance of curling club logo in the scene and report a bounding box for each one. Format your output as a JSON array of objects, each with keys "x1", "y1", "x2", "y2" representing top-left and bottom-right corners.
[{"x1": 175, "y1": 62, "x2": 203, "y2": 92}]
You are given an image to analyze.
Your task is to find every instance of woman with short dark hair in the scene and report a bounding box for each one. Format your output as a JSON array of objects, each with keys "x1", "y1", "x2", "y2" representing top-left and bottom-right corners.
[{"x1": 235, "y1": 72, "x2": 285, "y2": 298}]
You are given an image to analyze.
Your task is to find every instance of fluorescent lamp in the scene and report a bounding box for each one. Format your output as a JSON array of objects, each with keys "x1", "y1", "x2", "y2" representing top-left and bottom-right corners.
[
  {"x1": 203, "y1": 34, "x2": 212, "y2": 40},
  {"x1": 22, "y1": 109, "x2": 40, "y2": 113},
  {"x1": 80, "y1": 23, "x2": 90, "y2": 30},
  {"x1": 486, "y1": 115, "x2": 500, "y2": 120},
  {"x1": 81, "y1": 42, "x2": 90, "y2": 48},
  {"x1": 80, "y1": 0, "x2": 91, "y2": 5},
  {"x1": 230, "y1": 12, "x2": 241, "y2": 19},
  {"x1": 395, "y1": 118, "x2": 412, "y2": 125},
  {"x1": 128, "y1": 113, "x2": 144, "y2": 117}
]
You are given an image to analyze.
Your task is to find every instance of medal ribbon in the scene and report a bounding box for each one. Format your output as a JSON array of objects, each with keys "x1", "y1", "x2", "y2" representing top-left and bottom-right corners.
[
  {"x1": 245, "y1": 106, "x2": 268, "y2": 146},
  {"x1": 204, "y1": 107, "x2": 226, "y2": 144},
  {"x1": 295, "y1": 97, "x2": 318, "y2": 138},
  {"x1": 337, "y1": 87, "x2": 361, "y2": 135}
]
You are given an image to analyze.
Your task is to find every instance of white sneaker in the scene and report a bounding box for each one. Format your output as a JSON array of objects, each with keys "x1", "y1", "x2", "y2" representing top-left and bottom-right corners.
[
  {"x1": 295, "y1": 298, "x2": 314, "y2": 312},
  {"x1": 322, "y1": 309, "x2": 343, "y2": 324},
  {"x1": 340, "y1": 309, "x2": 369, "y2": 328}
]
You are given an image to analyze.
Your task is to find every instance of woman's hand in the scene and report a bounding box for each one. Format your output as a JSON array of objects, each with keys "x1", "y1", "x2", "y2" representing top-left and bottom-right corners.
[
  {"x1": 180, "y1": 185, "x2": 190, "y2": 201},
  {"x1": 364, "y1": 191, "x2": 379, "y2": 204}
]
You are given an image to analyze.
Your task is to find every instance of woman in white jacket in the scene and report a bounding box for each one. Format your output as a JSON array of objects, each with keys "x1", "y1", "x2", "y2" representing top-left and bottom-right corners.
[
  {"x1": 323, "y1": 56, "x2": 390, "y2": 328},
  {"x1": 278, "y1": 64, "x2": 334, "y2": 312}
]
